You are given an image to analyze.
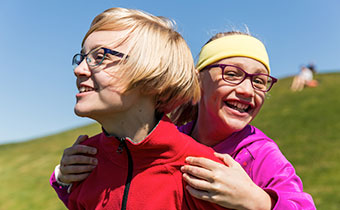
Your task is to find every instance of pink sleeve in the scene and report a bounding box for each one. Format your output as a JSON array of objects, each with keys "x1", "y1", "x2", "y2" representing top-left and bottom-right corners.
[
  {"x1": 251, "y1": 141, "x2": 316, "y2": 210},
  {"x1": 49, "y1": 171, "x2": 69, "y2": 207}
]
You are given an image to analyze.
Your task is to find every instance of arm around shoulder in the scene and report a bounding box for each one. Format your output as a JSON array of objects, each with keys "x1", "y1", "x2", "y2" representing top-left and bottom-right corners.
[
  {"x1": 50, "y1": 165, "x2": 71, "y2": 207},
  {"x1": 251, "y1": 141, "x2": 316, "y2": 210}
]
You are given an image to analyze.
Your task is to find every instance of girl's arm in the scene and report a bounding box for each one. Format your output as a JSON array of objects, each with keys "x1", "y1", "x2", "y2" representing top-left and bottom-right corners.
[
  {"x1": 251, "y1": 142, "x2": 316, "y2": 210},
  {"x1": 181, "y1": 142, "x2": 316, "y2": 210},
  {"x1": 50, "y1": 135, "x2": 98, "y2": 206},
  {"x1": 181, "y1": 153, "x2": 273, "y2": 210}
]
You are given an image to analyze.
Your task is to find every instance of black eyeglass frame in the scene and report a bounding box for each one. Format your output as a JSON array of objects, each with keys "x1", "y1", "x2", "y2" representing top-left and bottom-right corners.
[
  {"x1": 72, "y1": 47, "x2": 128, "y2": 68},
  {"x1": 203, "y1": 64, "x2": 278, "y2": 92}
]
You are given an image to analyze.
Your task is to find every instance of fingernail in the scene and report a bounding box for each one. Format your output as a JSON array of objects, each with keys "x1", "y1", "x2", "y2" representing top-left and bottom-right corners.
[
  {"x1": 93, "y1": 159, "x2": 98, "y2": 165},
  {"x1": 91, "y1": 148, "x2": 97, "y2": 154}
]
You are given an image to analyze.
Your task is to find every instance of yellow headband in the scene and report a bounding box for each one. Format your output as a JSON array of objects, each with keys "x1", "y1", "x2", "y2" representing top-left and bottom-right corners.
[{"x1": 196, "y1": 34, "x2": 270, "y2": 73}]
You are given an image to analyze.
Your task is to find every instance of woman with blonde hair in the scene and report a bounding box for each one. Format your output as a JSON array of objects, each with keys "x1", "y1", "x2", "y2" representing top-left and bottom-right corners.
[{"x1": 52, "y1": 7, "x2": 228, "y2": 209}]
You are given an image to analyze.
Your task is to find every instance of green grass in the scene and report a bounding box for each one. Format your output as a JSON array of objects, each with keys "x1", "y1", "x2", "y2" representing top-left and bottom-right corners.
[
  {"x1": 0, "y1": 72, "x2": 339, "y2": 209},
  {"x1": 0, "y1": 123, "x2": 101, "y2": 210},
  {"x1": 252, "y1": 72, "x2": 340, "y2": 209}
]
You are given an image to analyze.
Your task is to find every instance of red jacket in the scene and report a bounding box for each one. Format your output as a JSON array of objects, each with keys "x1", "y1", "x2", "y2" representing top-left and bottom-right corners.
[{"x1": 68, "y1": 116, "x2": 227, "y2": 210}]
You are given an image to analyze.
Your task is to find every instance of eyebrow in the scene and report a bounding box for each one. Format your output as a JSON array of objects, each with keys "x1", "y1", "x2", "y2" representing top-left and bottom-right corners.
[
  {"x1": 254, "y1": 69, "x2": 268, "y2": 74},
  {"x1": 231, "y1": 61, "x2": 268, "y2": 73}
]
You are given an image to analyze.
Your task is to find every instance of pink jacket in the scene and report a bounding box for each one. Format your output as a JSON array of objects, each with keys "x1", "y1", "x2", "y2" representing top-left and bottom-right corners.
[{"x1": 179, "y1": 123, "x2": 316, "y2": 210}]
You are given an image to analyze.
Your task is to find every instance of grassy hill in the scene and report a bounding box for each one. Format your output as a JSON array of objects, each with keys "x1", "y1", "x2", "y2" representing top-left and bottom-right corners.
[
  {"x1": 0, "y1": 72, "x2": 339, "y2": 210},
  {"x1": 252, "y1": 72, "x2": 340, "y2": 209}
]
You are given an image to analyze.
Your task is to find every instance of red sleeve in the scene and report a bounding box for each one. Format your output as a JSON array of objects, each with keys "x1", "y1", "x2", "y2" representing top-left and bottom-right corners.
[{"x1": 182, "y1": 137, "x2": 231, "y2": 210}]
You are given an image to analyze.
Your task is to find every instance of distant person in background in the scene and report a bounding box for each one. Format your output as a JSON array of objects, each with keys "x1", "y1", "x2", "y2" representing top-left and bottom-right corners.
[
  {"x1": 291, "y1": 63, "x2": 318, "y2": 91},
  {"x1": 51, "y1": 31, "x2": 316, "y2": 209}
]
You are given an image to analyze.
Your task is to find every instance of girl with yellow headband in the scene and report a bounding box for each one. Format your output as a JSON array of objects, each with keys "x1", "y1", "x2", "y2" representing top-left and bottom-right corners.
[
  {"x1": 179, "y1": 31, "x2": 315, "y2": 209},
  {"x1": 51, "y1": 31, "x2": 316, "y2": 209}
]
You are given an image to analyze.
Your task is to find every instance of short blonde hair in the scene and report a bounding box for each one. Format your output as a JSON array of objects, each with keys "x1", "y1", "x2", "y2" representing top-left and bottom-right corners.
[{"x1": 82, "y1": 8, "x2": 200, "y2": 121}]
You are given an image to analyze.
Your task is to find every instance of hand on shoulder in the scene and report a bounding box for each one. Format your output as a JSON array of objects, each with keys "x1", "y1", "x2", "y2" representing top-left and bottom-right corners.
[
  {"x1": 181, "y1": 152, "x2": 273, "y2": 210},
  {"x1": 57, "y1": 135, "x2": 98, "y2": 184}
]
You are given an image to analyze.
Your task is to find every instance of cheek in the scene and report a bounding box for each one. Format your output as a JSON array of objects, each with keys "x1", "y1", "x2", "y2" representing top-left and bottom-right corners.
[
  {"x1": 95, "y1": 73, "x2": 123, "y2": 91},
  {"x1": 208, "y1": 84, "x2": 232, "y2": 106},
  {"x1": 201, "y1": 75, "x2": 224, "y2": 97},
  {"x1": 253, "y1": 93, "x2": 265, "y2": 113},
  {"x1": 201, "y1": 86, "x2": 229, "y2": 117},
  {"x1": 201, "y1": 84, "x2": 219, "y2": 105},
  {"x1": 256, "y1": 92, "x2": 265, "y2": 105}
]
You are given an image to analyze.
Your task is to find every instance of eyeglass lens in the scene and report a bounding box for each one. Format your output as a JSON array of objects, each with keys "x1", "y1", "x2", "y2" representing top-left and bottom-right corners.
[
  {"x1": 222, "y1": 65, "x2": 273, "y2": 91},
  {"x1": 86, "y1": 48, "x2": 106, "y2": 67},
  {"x1": 72, "y1": 48, "x2": 107, "y2": 68}
]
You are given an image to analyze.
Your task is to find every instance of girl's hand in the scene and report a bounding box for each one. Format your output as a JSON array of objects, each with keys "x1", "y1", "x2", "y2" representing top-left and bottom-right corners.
[
  {"x1": 58, "y1": 135, "x2": 98, "y2": 184},
  {"x1": 181, "y1": 152, "x2": 272, "y2": 210}
]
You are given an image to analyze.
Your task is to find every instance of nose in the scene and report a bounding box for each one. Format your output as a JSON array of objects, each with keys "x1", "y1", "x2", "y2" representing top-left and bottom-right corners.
[
  {"x1": 235, "y1": 77, "x2": 254, "y2": 98},
  {"x1": 74, "y1": 59, "x2": 91, "y2": 77}
]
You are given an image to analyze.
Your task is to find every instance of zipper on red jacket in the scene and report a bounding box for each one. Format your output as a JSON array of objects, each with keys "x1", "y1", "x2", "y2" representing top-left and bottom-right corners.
[{"x1": 117, "y1": 137, "x2": 133, "y2": 210}]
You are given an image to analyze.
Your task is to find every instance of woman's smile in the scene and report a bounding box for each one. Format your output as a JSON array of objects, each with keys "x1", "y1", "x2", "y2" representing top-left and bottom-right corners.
[{"x1": 224, "y1": 100, "x2": 252, "y2": 113}]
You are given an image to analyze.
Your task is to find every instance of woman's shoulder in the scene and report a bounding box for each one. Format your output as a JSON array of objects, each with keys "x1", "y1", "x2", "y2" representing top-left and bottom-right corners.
[
  {"x1": 230, "y1": 126, "x2": 286, "y2": 168},
  {"x1": 241, "y1": 127, "x2": 284, "y2": 164},
  {"x1": 79, "y1": 133, "x2": 103, "y2": 147},
  {"x1": 213, "y1": 125, "x2": 275, "y2": 155},
  {"x1": 243, "y1": 125, "x2": 279, "y2": 153},
  {"x1": 232, "y1": 133, "x2": 281, "y2": 176}
]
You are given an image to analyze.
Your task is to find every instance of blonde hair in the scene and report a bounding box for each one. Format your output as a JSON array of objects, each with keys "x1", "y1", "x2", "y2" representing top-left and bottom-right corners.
[{"x1": 83, "y1": 8, "x2": 200, "y2": 122}]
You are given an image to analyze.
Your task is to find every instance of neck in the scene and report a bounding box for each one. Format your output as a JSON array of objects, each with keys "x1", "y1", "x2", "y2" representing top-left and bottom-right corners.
[
  {"x1": 98, "y1": 97, "x2": 157, "y2": 144},
  {"x1": 192, "y1": 108, "x2": 234, "y2": 147}
]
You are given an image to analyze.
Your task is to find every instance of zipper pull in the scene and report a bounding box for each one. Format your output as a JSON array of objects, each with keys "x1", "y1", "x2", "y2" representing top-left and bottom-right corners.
[{"x1": 116, "y1": 138, "x2": 125, "y2": 153}]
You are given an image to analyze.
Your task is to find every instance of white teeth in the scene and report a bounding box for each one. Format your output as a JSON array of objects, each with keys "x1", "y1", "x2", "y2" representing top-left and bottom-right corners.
[
  {"x1": 79, "y1": 86, "x2": 94, "y2": 93},
  {"x1": 79, "y1": 86, "x2": 86, "y2": 93},
  {"x1": 227, "y1": 101, "x2": 250, "y2": 112}
]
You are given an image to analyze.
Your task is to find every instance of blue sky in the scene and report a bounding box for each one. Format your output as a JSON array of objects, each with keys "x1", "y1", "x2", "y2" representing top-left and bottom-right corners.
[{"x1": 1, "y1": 0, "x2": 339, "y2": 144}]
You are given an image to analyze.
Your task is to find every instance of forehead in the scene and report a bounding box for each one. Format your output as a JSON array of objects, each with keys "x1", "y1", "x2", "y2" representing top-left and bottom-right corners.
[
  {"x1": 82, "y1": 30, "x2": 131, "y2": 53},
  {"x1": 218, "y1": 57, "x2": 269, "y2": 74}
]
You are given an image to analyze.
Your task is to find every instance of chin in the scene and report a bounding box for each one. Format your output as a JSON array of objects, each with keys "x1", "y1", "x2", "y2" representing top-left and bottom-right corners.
[
  {"x1": 74, "y1": 106, "x2": 91, "y2": 118},
  {"x1": 225, "y1": 118, "x2": 249, "y2": 132}
]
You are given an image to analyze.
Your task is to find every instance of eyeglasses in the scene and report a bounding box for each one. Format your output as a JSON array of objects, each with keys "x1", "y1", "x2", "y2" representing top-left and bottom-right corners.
[
  {"x1": 203, "y1": 64, "x2": 278, "y2": 92},
  {"x1": 72, "y1": 47, "x2": 128, "y2": 68}
]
